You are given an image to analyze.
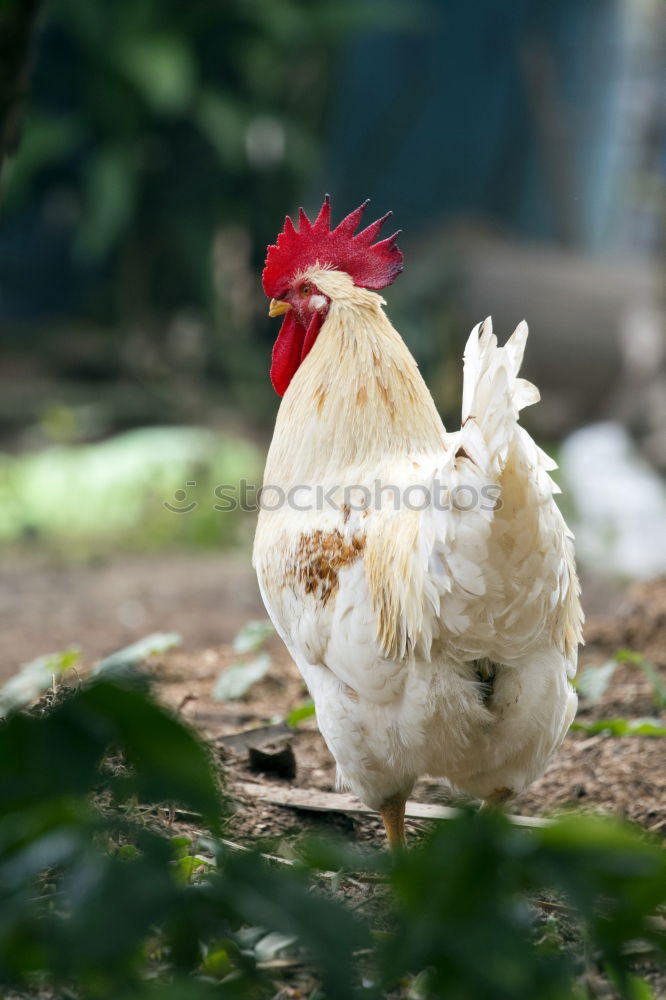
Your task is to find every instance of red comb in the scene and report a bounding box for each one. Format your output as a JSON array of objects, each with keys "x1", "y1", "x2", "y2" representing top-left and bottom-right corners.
[{"x1": 262, "y1": 195, "x2": 403, "y2": 297}]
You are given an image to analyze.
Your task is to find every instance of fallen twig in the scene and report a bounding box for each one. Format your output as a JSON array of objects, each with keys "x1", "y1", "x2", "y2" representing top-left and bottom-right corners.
[
  {"x1": 216, "y1": 836, "x2": 381, "y2": 883},
  {"x1": 218, "y1": 836, "x2": 298, "y2": 868},
  {"x1": 218, "y1": 722, "x2": 294, "y2": 752}
]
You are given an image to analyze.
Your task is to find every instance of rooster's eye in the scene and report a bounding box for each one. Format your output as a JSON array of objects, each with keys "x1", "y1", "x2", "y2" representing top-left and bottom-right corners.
[{"x1": 300, "y1": 284, "x2": 312, "y2": 297}]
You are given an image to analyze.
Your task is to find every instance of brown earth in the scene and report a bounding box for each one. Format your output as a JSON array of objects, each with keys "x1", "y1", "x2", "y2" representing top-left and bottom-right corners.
[
  {"x1": 1, "y1": 553, "x2": 664, "y2": 839},
  {"x1": 0, "y1": 550, "x2": 264, "y2": 681}
]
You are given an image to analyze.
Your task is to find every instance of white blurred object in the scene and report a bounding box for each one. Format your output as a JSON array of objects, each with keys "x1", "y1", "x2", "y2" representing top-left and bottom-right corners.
[
  {"x1": 619, "y1": 301, "x2": 665, "y2": 377},
  {"x1": 244, "y1": 116, "x2": 285, "y2": 169},
  {"x1": 560, "y1": 422, "x2": 666, "y2": 579}
]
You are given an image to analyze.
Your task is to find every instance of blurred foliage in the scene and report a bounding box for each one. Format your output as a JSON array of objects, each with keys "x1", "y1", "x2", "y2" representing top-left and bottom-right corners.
[
  {"x1": 2, "y1": 0, "x2": 411, "y2": 420},
  {"x1": 0, "y1": 672, "x2": 665, "y2": 998},
  {"x1": 571, "y1": 717, "x2": 666, "y2": 737},
  {"x1": 231, "y1": 619, "x2": 275, "y2": 655},
  {"x1": 285, "y1": 699, "x2": 316, "y2": 726},
  {"x1": 613, "y1": 650, "x2": 666, "y2": 711},
  {"x1": 212, "y1": 619, "x2": 275, "y2": 701},
  {"x1": 0, "y1": 645, "x2": 79, "y2": 718},
  {"x1": 0, "y1": 0, "x2": 43, "y2": 169},
  {"x1": 0, "y1": 425, "x2": 262, "y2": 554},
  {"x1": 574, "y1": 648, "x2": 666, "y2": 738},
  {"x1": 94, "y1": 632, "x2": 182, "y2": 680},
  {"x1": 213, "y1": 653, "x2": 271, "y2": 701}
]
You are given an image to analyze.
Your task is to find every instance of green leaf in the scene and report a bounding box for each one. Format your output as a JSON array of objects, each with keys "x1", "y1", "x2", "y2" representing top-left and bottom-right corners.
[
  {"x1": 286, "y1": 701, "x2": 316, "y2": 727},
  {"x1": 116, "y1": 844, "x2": 141, "y2": 862},
  {"x1": 639, "y1": 661, "x2": 666, "y2": 711},
  {"x1": 115, "y1": 35, "x2": 197, "y2": 113},
  {"x1": 232, "y1": 619, "x2": 275, "y2": 653},
  {"x1": 615, "y1": 649, "x2": 666, "y2": 710},
  {"x1": 169, "y1": 835, "x2": 192, "y2": 860},
  {"x1": 76, "y1": 682, "x2": 223, "y2": 828},
  {"x1": 213, "y1": 654, "x2": 271, "y2": 700},
  {"x1": 0, "y1": 679, "x2": 220, "y2": 827},
  {"x1": 200, "y1": 944, "x2": 234, "y2": 979},
  {"x1": 254, "y1": 930, "x2": 299, "y2": 962},
  {"x1": 195, "y1": 90, "x2": 246, "y2": 169},
  {"x1": 407, "y1": 969, "x2": 433, "y2": 1000},
  {"x1": 0, "y1": 647, "x2": 79, "y2": 718},
  {"x1": 572, "y1": 717, "x2": 666, "y2": 737},
  {"x1": 94, "y1": 632, "x2": 181, "y2": 678},
  {"x1": 575, "y1": 659, "x2": 617, "y2": 702},
  {"x1": 173, "y1": 854, "x2": 208, "y2": 884},
  {"x1": 615, "y1": 648, "x2": 647, "y2": 663},
  {"x1": 627, "y1": 975, "x2": 657, "y2": 1000},
  {"x1": 75, "y1": 144, "x2": 138, "y2": 259},
  {"x1": 5, "y1": 112, "x2": 83, "y2": 202}
]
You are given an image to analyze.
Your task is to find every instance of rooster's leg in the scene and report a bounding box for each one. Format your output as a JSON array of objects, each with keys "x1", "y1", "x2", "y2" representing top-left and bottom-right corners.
[{"x1": 379, "y1": 792, "x2": 407, "y2": 849}]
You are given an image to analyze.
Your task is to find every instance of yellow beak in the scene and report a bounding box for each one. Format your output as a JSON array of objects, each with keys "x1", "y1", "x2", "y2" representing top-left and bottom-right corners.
[{"x1": 268, "y1": 298, "x2": 292, "y2": 318}]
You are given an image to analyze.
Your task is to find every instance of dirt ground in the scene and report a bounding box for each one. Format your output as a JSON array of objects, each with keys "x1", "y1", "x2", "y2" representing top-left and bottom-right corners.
[
  {"x1": 0, "y1": 550, "x2": 265, "y2": 681},
  {"x1": 1, "y1": 553, "x2": 665, "y2": 839}
]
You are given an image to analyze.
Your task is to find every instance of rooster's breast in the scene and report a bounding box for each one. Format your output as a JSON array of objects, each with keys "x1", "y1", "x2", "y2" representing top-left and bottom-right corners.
[{"x1": 254, "y1": 505, "x2": 408, "y2": 705}]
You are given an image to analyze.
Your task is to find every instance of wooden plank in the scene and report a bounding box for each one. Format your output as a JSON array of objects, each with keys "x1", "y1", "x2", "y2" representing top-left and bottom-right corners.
[
  {"x1": 234, "y1": 781, "x2": 552, "y2": 829},
  {"x1": 218, "y1": 722, "x2": 293, "y2": 752}
]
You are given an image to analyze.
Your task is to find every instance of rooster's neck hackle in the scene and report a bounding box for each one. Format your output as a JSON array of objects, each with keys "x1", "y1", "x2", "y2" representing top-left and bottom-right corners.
[{"x1": 263, "y1": 269, "x2": 446, "y2": 484}]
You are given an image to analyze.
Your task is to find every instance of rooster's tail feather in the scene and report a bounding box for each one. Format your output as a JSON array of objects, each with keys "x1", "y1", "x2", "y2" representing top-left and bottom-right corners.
[{"x1": 458, "y1": 317, "x2": 549, "y2": 477}]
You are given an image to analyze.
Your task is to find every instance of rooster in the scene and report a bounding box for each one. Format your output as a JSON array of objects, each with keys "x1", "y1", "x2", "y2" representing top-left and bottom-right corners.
[{"x1": 253, "y1": 197, "x2": 583, "y2": 847}]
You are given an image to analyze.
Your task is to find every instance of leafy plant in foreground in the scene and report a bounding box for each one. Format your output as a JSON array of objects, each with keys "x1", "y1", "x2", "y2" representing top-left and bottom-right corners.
[
  {"x1": 383, "y1": 813, "x2": 666, "y2": 1000},
  {"x1": 0, "y1": 676, "x2": 664, "y2": 999},
  {"x1": 0, "y1": 678, "x2": 368, "y2": 998}
]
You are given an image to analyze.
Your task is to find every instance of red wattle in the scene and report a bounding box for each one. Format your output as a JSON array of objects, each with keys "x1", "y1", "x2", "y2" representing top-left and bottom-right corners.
[
  {"x1": 269, "y1": 310, "x2": 325, "y2": 396},
  {"x1": 301, "y1": 311, "x2": 323, "y2": 363},
  {"x1": 270, "y1": 311, "x2": 305, "y2": 396}
]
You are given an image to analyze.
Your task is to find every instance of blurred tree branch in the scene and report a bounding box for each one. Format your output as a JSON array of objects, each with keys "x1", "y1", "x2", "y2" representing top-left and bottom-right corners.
[
  {"x1": 0, "y1": 0, "x2": 43, "y2": 182},
  {"x1": 0, "y1": 0, "x2": 398, "y2": 421}
]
